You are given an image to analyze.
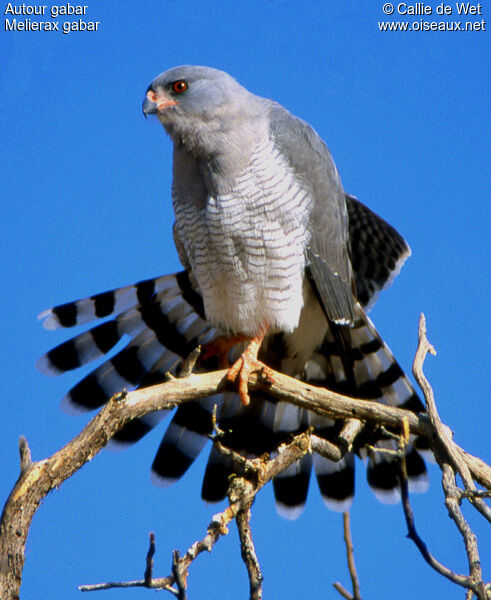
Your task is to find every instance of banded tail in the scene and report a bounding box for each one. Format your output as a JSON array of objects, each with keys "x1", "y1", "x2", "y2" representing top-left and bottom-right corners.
[{"x1": 37, "y1": 197, "x2": 429, "y2": 518}]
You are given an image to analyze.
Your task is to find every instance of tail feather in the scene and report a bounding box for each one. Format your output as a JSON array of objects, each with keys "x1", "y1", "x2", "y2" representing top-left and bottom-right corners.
[
  {"x1": 38, "y1": 264, "x2": 429, "y2": 517},
  {"x1": 36, "y1": 320, "x2": 123, "y2": 375},
  {"x1": 60, "y1": 328, "x2": 169, "y2": 412},
  {"x1": 304, "y1": 304, "x2": 428, "y2": 506},
  {"x1": 38, "y1": 272, "x2": 213, "y2": 453},
  {"x1": 151, "y1": 396, "x2": 219, "y2": 485},
  {"x1": 406, "y1": 448, "x2": 429, "y2": 492},
  {"x1": 39, "y1": 273, "x2": 213, "y2": 417},
  {"x1": 201, "y1": 445, "x2": 234, "y2": 502},
  {"x1": 273, "y1": 453, "x2": 312, "y2": 519},
  {"x1": 112, "y1": 411, "x2": 168, "y2": 446},
  {"x1": 308, "y1": 414, "x2": 356, "y2": 511},
  {"x1": 366, "y1": 444, "x2": 402, "y2": 504},
  {"x1": 38, "y1": 275, "x2": 177, "y2": 330},
  {"x1": 314, "y1": 453, "x2": 355, "y2": 512}
]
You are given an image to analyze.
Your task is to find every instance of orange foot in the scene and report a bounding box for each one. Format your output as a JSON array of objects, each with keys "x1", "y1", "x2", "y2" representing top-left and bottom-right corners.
[
  {"x1": 226, "y1": 332, "x2": 274, "y2": 406},
  {"x1": 201, "y1": 334, "x2": 249, "y2": 368}
]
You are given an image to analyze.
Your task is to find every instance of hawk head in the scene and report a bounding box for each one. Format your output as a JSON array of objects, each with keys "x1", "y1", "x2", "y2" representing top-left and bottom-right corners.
[{"x1": 142, "y1": 65, "x2": 265, "y2": 156}]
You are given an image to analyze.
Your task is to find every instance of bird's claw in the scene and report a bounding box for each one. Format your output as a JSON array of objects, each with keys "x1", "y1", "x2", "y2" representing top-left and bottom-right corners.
[
  {"x1": 201, "y1": 334, "x2": 248, "y2": 369},
  {"x1": 226, "y1": 355, "x2": 274, "y2": 406}
]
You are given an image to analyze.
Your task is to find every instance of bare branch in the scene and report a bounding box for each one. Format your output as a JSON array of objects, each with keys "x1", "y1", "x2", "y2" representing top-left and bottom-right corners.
[
  {"x1": 413, "y1": 315, "x2": 491, "y2": 498},
  {"x1": 179, "y1": 346, "x2": 202, "y2": 378},
  {"x1": 236, "y1": 508, "x2": 263, "y2": 600},
  {"x1": 333, "y1": 513, "x2": 362, "y2": 600},
  {"x1": 79, "y1": 433, "x2": 311, "y2": 596},
  {"x1": 400, "y1": 457, "x2": 490, "y2": 599},
  {"x1": 333, "y1": 581, "x2": 355, "y2": 600},
  {"x1": 144, "y1": 532, "x2": 156, "y2": 586},
  {"x1": 18, "y1": 436, "x2": 32, "y2": 474},
  {"x1": 441, "y1": 465, "x2": 487, "y2": 599},
  {"x1": 338, "y1": 419, "x2": 365, "y2": 452},
  {"x1": 311, "y1": 434, "x2": 344, "y2": 462},
  {"x1": 343, "y1": 512, "x2": 361, "y2": 600},
  {"x1": 172, "y1": 550, "x2": 188, "y2": 600},
  {"x1": 1, "y1": 314, "x2": 489, "y2": 598},
  {"x1": 80, "y1": 579, "x2": 177, "y2": 593},
  {"x1": 403, "y1": 314, "x2": 490, "y2": 599},
  {"x1": 399, "y1": 457, "x2": 472, "y2": 588}
]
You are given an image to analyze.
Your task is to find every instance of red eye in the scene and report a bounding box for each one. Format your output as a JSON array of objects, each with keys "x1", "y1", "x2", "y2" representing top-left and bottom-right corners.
[{"x1": 172, "y1": 80, "x2": 188, "y2": 94}]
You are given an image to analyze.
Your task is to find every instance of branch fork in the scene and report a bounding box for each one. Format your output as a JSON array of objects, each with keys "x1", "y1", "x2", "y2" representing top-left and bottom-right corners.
[{"x1": 1, "y1": 314, "x2": 489, "y2": 600}]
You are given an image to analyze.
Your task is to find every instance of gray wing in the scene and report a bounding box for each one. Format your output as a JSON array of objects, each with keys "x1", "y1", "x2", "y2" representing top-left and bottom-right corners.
[
  {"x1": 172, "y1": 222, "x2": 191, "y2": 270},
  {"x1": 268, "y1": 103, "x2": 355, "y2": 325}
]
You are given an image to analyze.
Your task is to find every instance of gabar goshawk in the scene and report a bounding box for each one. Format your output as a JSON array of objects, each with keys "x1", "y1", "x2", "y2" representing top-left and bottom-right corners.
[{"x1": 37, "y1": 66, "x2": 429, "y2": 518}]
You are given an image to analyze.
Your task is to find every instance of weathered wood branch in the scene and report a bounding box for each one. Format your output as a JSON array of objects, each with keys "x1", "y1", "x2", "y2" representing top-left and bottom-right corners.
[
  {"x1": 399, "y1": 314, "x2": 490, "y2": 600},
  {"x1": 333, "y1": 512, "x2": 362, "y2": 600},
  {"x1": 79, "y1": 432, "x2": 311, "y2": 596},
  {"x1": 1, "y1": 314, "x2": 490, "y2": 599}
]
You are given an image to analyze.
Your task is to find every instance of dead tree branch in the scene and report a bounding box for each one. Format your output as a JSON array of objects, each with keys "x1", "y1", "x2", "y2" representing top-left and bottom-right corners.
[
  {"x1": 144, "y1": 532, "x2": 156, "y2": 587},
  {"x1": 333, "y1": 512, "x2": 362, "y2": 600},
  {"x1": 236, "y1": 508, "x2": 263, "y2": 600},
  {"x1": 397, "y1": 314, "x2": 490, "y2": 600},
  {"x1": 1, "y1": 314, "x2": 489, "y2": 599},
  {"x1": 79, "y1": 433, "x2": 310, "y2": 596}
]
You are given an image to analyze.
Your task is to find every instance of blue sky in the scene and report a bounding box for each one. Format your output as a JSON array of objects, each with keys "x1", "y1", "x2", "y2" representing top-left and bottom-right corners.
[{"x1": 1, "y1": 1, "x2": 489, "y2": 598}]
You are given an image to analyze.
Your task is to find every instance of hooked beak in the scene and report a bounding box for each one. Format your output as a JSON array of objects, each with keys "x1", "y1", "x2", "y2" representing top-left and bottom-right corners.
[{"x1": 142, "y1": 88, "x2": 178, "y2": 118}]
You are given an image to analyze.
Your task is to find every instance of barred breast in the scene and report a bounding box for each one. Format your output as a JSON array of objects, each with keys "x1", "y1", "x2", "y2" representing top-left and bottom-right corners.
[{"x1": 172, "y1": 135, "x2": 314, "y2": 336}]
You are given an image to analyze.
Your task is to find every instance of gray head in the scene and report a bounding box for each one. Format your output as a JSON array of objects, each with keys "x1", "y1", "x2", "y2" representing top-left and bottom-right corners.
[{"x1": 142, "y1": 65, "x2": 267, "y2": 156}]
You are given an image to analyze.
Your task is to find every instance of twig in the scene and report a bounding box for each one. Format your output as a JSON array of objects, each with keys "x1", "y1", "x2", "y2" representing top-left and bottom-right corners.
[
  {"x1": 333, "y1": 512, "x2": 362, "y2": 600},
  {"x1": 338, "y1": 419, "x2": 365, "y2": 453},
  {"x1": 172, "y1": 550, "x2": 188, "y2": 600},
  {"x1": 399, "y1": 457, "x2": 471, "y2": 588},
  {"x1": 343, "y1": 513, "x2": 361, "y2": 600},
  {"x1": 343, "y1": 512, "x2": 361, "y2": 600},
  {"x1": 400, "y1": 457, "x2": 489, "y2": 599},
  {"x1": 441, "y1": 465, "x2": 487, "y2": 600},
  {"x1": 311, "y1": 434, "x2": 344, "y2": 462},
  {"x1": 179, "y1": 346, "x2": 202, "y2": 378},
  {"x1": 461, "y1": 491, "x2": 491, "y2": 500},
  {"x1": 80, "y1": 579, "x2": 177, "y2": 592},
  {"x1": 414, "y1": 317, "x2": 491, "y2": 525},
  {"x1": 79, "y1": 433, "x2": 311, "y2": 595},
  {"x1": 210, "y1": 403, "x2": 225, "y2": 438},
  {"x1": 333, "y1": 582, "x2": 354, "y2": 600},
  {"x1": 144, "y1": 532, "x2": 156, "y2": 586},
  {"x1": 236, "y1": 508, "x2": 263, "y2": 600},
  {"x1": 18, "y1": 437, "x2": 32, "y2": 474},
  {"x1": 405, "y1": 314, "x2": 490, "y2": 599},
  {"x1": 2, "y1": 316, "x2": 489, "y2": 598}
]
